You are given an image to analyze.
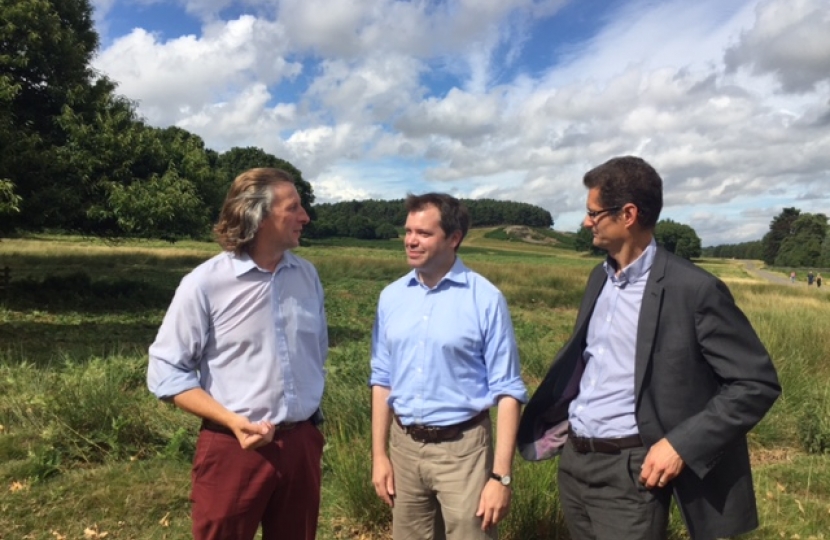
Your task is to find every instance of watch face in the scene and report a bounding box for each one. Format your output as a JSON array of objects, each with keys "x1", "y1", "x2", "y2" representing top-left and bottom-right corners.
[{"x1": 500, "y1": 475, "x2": 512, "y2": 486}]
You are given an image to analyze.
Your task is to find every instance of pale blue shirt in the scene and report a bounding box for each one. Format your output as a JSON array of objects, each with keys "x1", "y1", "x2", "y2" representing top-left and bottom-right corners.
[
  {"x1": 568, "y1": 240, "x2": 657, "y2": 438},
  {"x1": 370, "y1": 257, "x2": 528, "y2": 426},
  {"x1": 147, "y1": 250, "x2": 328, "y2": 424}
]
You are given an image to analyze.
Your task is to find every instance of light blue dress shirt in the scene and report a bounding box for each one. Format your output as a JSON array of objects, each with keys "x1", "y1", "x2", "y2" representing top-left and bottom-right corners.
[
  {"x1": 568, "y1": 240, "x2": 656, "y2": 438},
  {"x1": 370, "y1": 257, "x2": 528, "y2": 426},
  {"x1": 147, "y1": 250, "x2": 328, "y2": 425}
]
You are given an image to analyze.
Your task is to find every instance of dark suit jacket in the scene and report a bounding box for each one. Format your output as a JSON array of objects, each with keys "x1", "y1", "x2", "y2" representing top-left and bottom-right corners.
[{"x1": 518, "y1": 247, "x2": 781, "y2": 540}]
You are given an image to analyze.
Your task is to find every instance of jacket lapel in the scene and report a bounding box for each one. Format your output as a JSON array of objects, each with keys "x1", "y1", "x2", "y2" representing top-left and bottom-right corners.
[{"x1": 635, "y1": 247, "x2": 666, "y2": 398}]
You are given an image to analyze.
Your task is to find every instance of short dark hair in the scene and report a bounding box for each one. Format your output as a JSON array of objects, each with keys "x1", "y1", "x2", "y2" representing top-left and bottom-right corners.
[
  {"x1": 583, "y1": 156, "x2": 663, "y2": 229},
  {"x1": 405, "y1": 193, "x2": 470, "y2": 248}
]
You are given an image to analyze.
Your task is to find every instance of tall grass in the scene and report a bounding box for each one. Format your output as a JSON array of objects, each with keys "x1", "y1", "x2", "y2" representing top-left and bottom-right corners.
[{"x1": 1, "y1": 236, "x2": 828, "y2": 539}]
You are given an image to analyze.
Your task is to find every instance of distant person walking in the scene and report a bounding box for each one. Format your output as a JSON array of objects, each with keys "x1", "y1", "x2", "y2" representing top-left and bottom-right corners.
[
  {"x1": 808, "y1": 271, "x2": 815, "y2": 286},
  {"x1": 790, "y1": 271, "x2": 796, "y2": 284},
  {"x1": 817, "y1": 273, "x2": 823, "y2": 288}
]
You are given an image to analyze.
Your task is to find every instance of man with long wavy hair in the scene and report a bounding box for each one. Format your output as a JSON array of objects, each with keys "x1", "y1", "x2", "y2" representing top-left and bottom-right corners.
[{"x1": 148, "y1": 168, "x2": 328, "y2": 540}]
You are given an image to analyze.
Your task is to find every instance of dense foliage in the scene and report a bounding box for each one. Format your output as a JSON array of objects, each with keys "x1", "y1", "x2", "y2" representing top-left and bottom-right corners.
[
  {"x1": 308, "y1": 199, "x2": 554, "y2": 240},
  {"x1": 702, "y1": 241, "x2": 763, "y2": 260},
  {"x1": 654, "y1": 219, "x2": 702, "y2": 260},
  {"x1": 757, "y1": 208, "x2": 829, "y2": 268},
  {"x1": 704, "y1": 208, "x2": 829, "y2": 268},
  {"x1": 0, "y1": 0, "x2": 314, "y2": 240}
]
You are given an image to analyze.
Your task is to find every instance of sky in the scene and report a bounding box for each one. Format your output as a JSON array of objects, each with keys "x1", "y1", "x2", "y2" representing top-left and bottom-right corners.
[{"x1": 89, "y1": 0, "x2": 830, "y2": 246}]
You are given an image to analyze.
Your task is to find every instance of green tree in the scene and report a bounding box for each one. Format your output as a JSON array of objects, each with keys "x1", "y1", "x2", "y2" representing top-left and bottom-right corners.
[
  {"x1": 655, "y1": 219, "x2": 702, "y2": 260},
  {"x1": 774, "y1": 213, "x2": 828, "y2": 268},
  {"x1": 762, "y1": 207, "x2": 801, "y2": 266},
  {"x1": 1, "y1": 0, "x2": 118, "y2": 233},
  {"x1": 347, "y1": 215, "x2": 376, "y2": 239},
  {"x1": 216, "y1": 147, "x2": 315, "y2": 217},
  {"x1": 820, "y1": 232, "x2": 830, "y2": 268},
  {"x1": 375, "y1": 222, "x2": 399, "y2": 240},
  {"x1": 0, "y1": 179, "x2": 21, "y2": 216},
  {"x1": 104, "y1": 169, "x2": 209, "y2": 241}
]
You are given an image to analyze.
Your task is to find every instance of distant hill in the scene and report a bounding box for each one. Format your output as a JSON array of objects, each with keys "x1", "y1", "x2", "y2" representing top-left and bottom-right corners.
[{"x1": 484, "y1": 226, "x2": 575, "y2": 249}]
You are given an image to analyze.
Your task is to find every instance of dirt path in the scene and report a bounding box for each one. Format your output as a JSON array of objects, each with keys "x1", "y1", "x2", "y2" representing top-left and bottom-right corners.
[{"x1": 739, "y1": 260, "x2": 792, "y2": 286}]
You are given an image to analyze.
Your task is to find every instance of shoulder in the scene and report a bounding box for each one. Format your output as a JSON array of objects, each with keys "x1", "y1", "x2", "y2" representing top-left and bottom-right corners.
[
  {"x1": 658, "y1": 248, "x2": 716, "y2": 284},
  {"x1": 181, "y1": 251, "x2": 232, "y2": 288},
  {"x1": 284, "y1": 251, "x2": 320, "y2": 277},
  {"x1": 379, "y1": 272, "x2": 416, "y2": 301},
  {"x1": 464, "y1": 267, "x2": 503, "y2": 298}
]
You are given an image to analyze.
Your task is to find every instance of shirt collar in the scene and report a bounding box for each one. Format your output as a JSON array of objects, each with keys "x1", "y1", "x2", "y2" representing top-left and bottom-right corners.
[
  {"x1": 406, "y1": 256, "x2": 469, "y2": 289},
  {"x1": 603, "y1": 238, "x2": 657, "y2": 285},
  {"x1": 230, "y1": 250, "x2": 299, "y2": 277}
]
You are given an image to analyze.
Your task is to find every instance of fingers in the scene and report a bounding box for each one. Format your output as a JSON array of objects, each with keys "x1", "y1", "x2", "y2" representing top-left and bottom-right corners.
[
  {"x1": 372, "y1": 476, "x2": 394, "y2": 506},
  {"x1": 476, "y1": 483, "x2": 511, "y2": 530},
  {"x1": 236, "y1": 419, "x2": 275, "y2": 450},
  {"x1": 639, "y1": 438, "x2": 684, "y2": 489},
  {"x1": 386, "y1": 473, "x2": 396, "y2": 501},
  {"x1": 371, "y1": 459, "x2": 395, "y2": 507}
]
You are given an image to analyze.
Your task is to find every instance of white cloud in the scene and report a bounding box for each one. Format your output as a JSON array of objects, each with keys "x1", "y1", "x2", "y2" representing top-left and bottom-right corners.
[
  {"x1": 94, "y1": 16, "x2": 300, "y2": 125},
  {"x1": 724, "y1": 0, "x2": 830, "y2": 93},
  {"x1": 91, "y1": 0, "x2": 830, "y2": 245}
]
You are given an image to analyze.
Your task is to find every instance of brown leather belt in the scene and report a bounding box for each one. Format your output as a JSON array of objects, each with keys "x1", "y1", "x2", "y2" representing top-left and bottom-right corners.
[
  {"x1": 395, "y1": 410, "x2": 488, "y2": 443},
  {"x1": 201, "y1": 419, "x2": 304, "y2": 436},
  {"x1": 568, "y1": 426, "x2": 643, "y2": 454}
]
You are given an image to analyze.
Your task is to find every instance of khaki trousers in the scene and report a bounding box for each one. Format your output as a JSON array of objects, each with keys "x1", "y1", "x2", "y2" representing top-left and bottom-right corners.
[{"x1": 390, "y1": 416, "x2": 496, "y2": 540}]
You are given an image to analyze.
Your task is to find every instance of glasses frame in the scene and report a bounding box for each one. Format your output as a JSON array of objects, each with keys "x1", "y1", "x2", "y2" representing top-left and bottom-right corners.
[{"x1": 585, "y1": 206, "x2": 622, "y2": 220}]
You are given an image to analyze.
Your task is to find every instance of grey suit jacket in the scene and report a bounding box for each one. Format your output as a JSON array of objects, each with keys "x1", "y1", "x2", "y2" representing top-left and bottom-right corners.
[{"x1": 518, "y1": 247, "x2": 781, "y2": 540}]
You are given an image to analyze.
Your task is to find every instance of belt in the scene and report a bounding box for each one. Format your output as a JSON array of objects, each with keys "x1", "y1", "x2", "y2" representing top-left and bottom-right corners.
[
  {"x1": 201, "y1": 419, "x2": 305, "y2": 437},
  {"x1": 395, "y1": 410, "x2": 488, "y2": 444},
  {"x1": 568, "y1": 427, "x2": 643, "y2": 454}
]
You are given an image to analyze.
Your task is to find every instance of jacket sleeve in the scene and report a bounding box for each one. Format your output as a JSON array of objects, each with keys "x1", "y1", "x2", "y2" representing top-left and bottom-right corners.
[{"x1": 664, "y1": 277, "x2": 781, "y2": 478}]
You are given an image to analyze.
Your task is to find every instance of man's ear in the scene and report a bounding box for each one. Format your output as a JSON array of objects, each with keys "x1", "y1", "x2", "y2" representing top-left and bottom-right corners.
[
  {"x1": 449, "y1": 230, "x2": 463, "y2": 250},
  {"x1": 622, "y1": 203, "x2": 639, "y2": 228}
]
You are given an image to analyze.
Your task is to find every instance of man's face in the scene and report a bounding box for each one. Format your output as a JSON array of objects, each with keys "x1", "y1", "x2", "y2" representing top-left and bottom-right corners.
[
  {"x1": 582, "y1": 187, "x2": 625, "y2": 252},
  {"x1": 404, "y1": 204, "x2": 460, "y2": 275},
  {"x1": 259, "y1": 182, "x2": 310, "y2": 251}
]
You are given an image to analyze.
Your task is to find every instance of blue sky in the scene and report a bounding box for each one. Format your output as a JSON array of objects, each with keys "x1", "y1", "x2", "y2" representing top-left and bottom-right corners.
[{"x1": 90, "y1": 0, "x2": 830, "y2": 245}]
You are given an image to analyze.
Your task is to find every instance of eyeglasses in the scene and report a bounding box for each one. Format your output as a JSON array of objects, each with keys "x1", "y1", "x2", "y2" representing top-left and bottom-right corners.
[{"x1": 585, "y1": 206, "x2": 622, "y2": 220}]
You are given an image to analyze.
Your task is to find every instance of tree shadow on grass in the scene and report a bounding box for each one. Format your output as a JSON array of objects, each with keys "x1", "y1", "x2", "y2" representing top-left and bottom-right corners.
[{"x1": 0, "y1": 319, "x2": 159, "y2": 368}]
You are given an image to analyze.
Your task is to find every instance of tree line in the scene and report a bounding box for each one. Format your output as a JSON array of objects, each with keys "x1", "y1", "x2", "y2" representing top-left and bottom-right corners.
[
  {"x1": 703, "y1": 208, "x2": 829, "y2": 268},
  {"x1": 307, "y1": 199, "x2": 553, "y2": 240}
]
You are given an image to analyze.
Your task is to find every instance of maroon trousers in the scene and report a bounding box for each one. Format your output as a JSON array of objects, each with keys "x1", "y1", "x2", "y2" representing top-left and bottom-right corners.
[{"x1": 190, "y1": 421, "x2": 324, "y2": 540}]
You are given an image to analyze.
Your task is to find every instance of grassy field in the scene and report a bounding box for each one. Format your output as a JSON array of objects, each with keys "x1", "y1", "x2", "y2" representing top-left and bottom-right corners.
[{"x1": 0, "y1": 232, "x2": 828, "y2": 540}]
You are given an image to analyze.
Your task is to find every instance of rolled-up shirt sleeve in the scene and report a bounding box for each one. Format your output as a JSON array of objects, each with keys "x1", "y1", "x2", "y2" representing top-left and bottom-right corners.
[
  {"x1": 483, "y1": 293, "x2": 528, "y2": 404},
  {"x1": 147, "y1": 274, "x2": 210, "y2": 400}
]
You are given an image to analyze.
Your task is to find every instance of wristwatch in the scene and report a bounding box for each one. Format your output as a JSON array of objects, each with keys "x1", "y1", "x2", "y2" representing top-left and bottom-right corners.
[{"x1": 490, "y1": 472, "x2": 512, "y2": 487}]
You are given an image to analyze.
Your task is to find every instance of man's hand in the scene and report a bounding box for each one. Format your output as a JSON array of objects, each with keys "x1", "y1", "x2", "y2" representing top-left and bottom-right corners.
[
  {"x1": 372, "y1": 453, "x2": 396, "y2": 507},
  {"x1": 231, "y1": 417, "x2": 275, "y2": 450},
  {"x1": 476, "y1": 479, "x2": 511, "y2": 531},
  {"x1": 639, "y1": 437, "x2": 684, "y2": 489}
]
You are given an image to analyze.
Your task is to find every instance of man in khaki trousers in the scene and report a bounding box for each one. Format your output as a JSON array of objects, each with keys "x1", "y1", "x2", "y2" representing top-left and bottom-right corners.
[{"x1": 370, "y1": 193, "x2": 527, "y2": 539}]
